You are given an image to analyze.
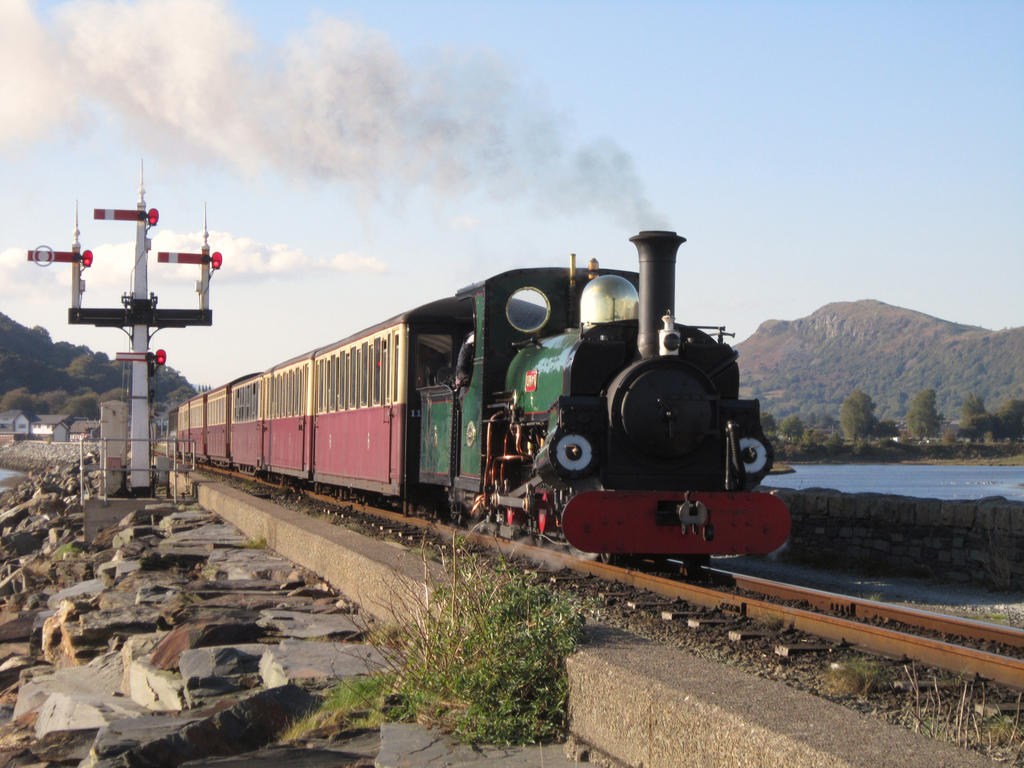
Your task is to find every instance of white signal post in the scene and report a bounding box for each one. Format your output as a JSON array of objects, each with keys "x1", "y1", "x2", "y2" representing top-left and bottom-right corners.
[
  {"x1": 128, "y1": 179, "x2": 151, "y2": 491},
  {"x1": 29, "y1": 167, "x2": 218, "y2": 496}
]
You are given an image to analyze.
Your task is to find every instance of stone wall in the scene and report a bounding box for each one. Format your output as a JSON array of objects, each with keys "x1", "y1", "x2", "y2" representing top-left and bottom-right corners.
[{"x1": 770, "y1": 488, "x2": 1024, "y2": 591}]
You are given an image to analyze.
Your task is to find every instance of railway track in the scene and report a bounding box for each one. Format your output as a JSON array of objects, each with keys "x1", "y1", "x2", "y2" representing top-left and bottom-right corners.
[{"x1": 203, "y1": 467, "x2": 1024, "y2": 690}]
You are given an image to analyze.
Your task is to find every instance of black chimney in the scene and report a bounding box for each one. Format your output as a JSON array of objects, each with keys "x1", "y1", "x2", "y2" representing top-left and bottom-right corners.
[{"x1": 630, "y1": 230, "x2": 686, "y2": 359}]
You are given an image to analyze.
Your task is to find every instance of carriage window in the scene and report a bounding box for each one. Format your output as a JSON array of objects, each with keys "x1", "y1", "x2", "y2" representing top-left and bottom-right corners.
[
  {"x1": 393, "y1": 335, "x2": 400, "y2": 401},
  {"x1": 373, "y1": 337, "x2": 382, "y2": 405},
  {"x1": 339, "y1": 354, "x2": 346, "y2": 410},
  {"x1": 415, "y1": 334, "x2": 453, "y2": 388},
  {"x1": 382, "y1": 337, "x2": 390, "y2": 405},
  {"x1": 360, "y1": 342, "x2": 369, "y2": 406},
  {"x1": 349, "y1": 349, "x2": 357, "y2": 407}
]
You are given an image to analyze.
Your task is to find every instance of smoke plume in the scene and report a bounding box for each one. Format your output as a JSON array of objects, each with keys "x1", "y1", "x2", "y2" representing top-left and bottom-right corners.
[{"x1": 1, "y1": 0, "x2": 663, "y2": 228}]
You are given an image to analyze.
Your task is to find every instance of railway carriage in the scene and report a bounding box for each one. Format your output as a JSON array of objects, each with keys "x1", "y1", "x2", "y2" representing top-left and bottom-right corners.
[
  {"x1": 264, "y1": 353, "x2": 315, "y2": 479},
  {"x1": 229, "y1": 373, "x2": 264, "y2": 473},
  {"x1": 204, "y1": 384, "x2": 230, "y2": 464}
]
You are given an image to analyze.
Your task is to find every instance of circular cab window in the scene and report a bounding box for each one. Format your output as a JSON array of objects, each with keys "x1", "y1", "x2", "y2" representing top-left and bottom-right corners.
[{"x1": 506, "y1": 287, "x2": 550, "y2": 333}]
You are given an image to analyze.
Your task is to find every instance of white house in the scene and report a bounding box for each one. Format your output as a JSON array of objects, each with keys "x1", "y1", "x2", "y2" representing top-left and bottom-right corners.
[
  {"x1": 0, "y1": 410, "x2": 31, "y2": 442},
  {"x1": 30, "y1": 414, "x2": 72, "y2": 443},
  {"x1": 70, "y1": 420, "x2": 101, "y2": 442}
]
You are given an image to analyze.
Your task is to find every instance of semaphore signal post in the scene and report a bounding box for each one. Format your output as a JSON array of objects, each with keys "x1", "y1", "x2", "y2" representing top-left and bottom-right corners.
[{"x1": 26, "y1": 171, "x2": 222, "y2": 495}]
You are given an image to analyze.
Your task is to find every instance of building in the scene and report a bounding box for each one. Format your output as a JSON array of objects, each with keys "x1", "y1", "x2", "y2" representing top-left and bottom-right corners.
[
  {"x1": 0, "y1": 410, "x2": 31, "y2": 443},
  {"x1": 30, "y1": 414, "x2": 72, "y2": 443},
  {"x1": 70, "y1": 420, "x2": 101, "y2": 442}
]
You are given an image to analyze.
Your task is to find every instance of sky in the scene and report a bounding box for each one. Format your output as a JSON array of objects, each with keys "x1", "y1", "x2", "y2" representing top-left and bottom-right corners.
[{"x1": 1, "y1": 0, "x2": 1021, "y2": 388}]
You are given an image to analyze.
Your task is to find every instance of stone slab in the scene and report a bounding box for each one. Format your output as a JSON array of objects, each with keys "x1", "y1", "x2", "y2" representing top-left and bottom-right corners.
[
  {"x1": 126, "y1": 659, "x2": 186, "y2": 711},
  {"x1": 204, "y1": 547, "x2": 301, "y2": 582},
  {"x1": 34, "y1": 690, "x2": 149, "y2": 738},
  {"x1": 256, "y1": 609, "x2": 361, "y2": 639},
  {"x1": 14, "y1": 651, "x2": 123, "y2": 719},
  {"x1": 46, "y1": 577, "x2": 106, "y2": 609},
  {"x1": 84, "y1": 713, "x2": 203, "y2": 767},
  {"x1": 197, "y1": 481, "x2": 439, "y2": 623},
  {"x1": 375, "y1": 723, "x2": 577, "y2": 767},
  {"x1": 112, "y1": 684, "x2": 318, "y2": 768},
  {"x1": 161, "y1": 523, "x2": 248, "y2": 549},
  {"x1": 179, "y1": 643, "x2": 267, "y2": 706},
  {"x1": 258, "y1": 639, "x2": 387, "y2": 689},
  {"x1": 84, "y1": 498, "x2": 149, "y2": 543}
]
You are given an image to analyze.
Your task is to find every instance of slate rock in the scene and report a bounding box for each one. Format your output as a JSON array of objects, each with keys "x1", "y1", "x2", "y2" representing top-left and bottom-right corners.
[
  {"x1": 177, "y1": 742, "x2": 379, "y2": 767},
  {"x1": 178, "y1": 644, "x2": 267, "y2": 707},
  {"x1": 125, "y1": 658, "x2": 186, "y2": 712},
  {"x1": 29, "y1": 726, "x2": 96, "y2": 763},
  {"x1": 97, "y1": 559, "x2": 141, "y2": 587},
  {"x1": 258, "y1": 640, "x2": 387, "y2": 689},
  {"x1": 375, "y1": 723, "x2": 578, "y2": 768},
  {"x1": 135, "y1": 584, "x2": 182, "y2": 606},
  {"x1": 15, "y1": 651, "x2": 124, "y2": 718},
  {"x1": 150, "y1": 621, "x2": 266, "y2": 671},
  {"x1": 204, "y1": 549, "x2": 297, "y2": 582},
  {"x1": 0, "y1": 612, "x2": 38, "y2": 643},
  {"x1": 34, "y1": 690, "x2": 149, "y2": 739},
  {"x1": 161, "y1": 523, "x2": 246, "y2": 550},
  {"x1": 46, "y1": 578, "x2": 106, "y2": 610},
  {"x1": 112, "y1": 684, "x2": 318, "y2": 768},
  {"x1": 84, "y1": 712, "x2": 203, "y2": 767},
  {"x1": 256, "y1": 609, "x2": 362, "y2": 640}
]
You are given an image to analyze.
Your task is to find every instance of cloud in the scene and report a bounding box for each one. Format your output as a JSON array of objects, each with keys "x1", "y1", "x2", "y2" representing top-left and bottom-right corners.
[
  {"x1": 2, "y1": 0, "x2": 663, "y2": 228},
  {"x1": 0, "y1": 230, "x2": 385, "y2": 302}
]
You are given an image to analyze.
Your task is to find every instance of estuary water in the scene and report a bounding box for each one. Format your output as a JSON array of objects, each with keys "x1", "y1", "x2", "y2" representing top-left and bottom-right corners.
[
  {"x1": 0, "y1": 468, "x2": 23, "y2": 487},
  {"x1": 761, "y1": 463, "x2": 1024, "y2": 501}
]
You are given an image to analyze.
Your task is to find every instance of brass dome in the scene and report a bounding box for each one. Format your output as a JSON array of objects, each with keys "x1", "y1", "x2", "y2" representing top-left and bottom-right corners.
[{"x1": 579, "y1": 274, "x2": 639, "y2": 326}]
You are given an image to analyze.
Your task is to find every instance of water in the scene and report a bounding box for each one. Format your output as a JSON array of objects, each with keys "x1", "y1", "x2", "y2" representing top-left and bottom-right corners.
[
  {"x1": 0, "y1": 468, "x2": 23, "y2": 487},
  {"x1": 761, "y1": 463, "x2": 1024, "y2": 501}
]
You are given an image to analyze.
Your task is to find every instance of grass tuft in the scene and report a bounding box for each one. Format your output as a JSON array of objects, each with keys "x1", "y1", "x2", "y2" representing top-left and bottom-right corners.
[
  {"x1": 386, "y1": 542, "x2": 585, "y2": 745},
  {"x1": 282, "y1": 674, "x2": 392, "y2": 742},
  {"x1": 824, "y1": 658, "x2": 887, "y2": 697}
]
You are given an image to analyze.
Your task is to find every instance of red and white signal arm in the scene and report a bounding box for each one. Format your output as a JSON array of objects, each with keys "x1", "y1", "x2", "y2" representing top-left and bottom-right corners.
[{"x1": 158, "y1": 252, "x2": 204, "y2": 264}]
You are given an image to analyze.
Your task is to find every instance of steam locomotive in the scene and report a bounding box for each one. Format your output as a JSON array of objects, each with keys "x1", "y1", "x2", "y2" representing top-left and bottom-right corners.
[{"x1": 175, "y1": 230, "x2": 789, "y2": 567}]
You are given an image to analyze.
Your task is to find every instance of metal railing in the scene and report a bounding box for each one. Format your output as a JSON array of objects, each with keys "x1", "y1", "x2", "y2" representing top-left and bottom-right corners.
[{"x1": 74, "y1": 437, "x2": 196, "y2": 505}]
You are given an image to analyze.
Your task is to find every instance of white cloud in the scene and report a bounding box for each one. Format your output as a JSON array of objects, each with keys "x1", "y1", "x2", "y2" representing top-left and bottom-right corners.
[{"x1": 449, "y1": 215, "x2": 480, "y2": 231}]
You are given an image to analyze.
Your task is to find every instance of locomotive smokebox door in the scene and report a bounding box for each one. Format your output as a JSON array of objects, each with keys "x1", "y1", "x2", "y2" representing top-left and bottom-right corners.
[{"x1": 418, "y1": 385, "x2": 457, "y2": 485}]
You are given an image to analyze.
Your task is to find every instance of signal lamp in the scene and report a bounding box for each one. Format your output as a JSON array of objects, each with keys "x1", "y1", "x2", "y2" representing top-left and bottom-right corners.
[
  {"x1": 147, "y1": 208, "x2": 160, "y2": 226},
  {"x1": 81, "y1": 250, "x2": 93, "y2": 268},
  {"x1": 210, "y1": 251, "x2": 223, "y2": 270},
  {"x1": 154, "y1": 349, "x2": 167, "y2": 366}
]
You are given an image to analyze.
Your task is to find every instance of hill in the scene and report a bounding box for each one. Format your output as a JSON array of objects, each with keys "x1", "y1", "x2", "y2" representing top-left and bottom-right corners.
[
  {"x1": 0, "y1": 312, "x2": 195, "y2": 412},
  {"x1": 736, "y1": 300, "x2": 1024, "y2": 421}
]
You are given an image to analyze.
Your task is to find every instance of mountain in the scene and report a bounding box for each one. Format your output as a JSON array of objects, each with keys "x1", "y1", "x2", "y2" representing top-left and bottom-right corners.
[
  {"x1": 736, "y1": 300, "x2": 1024, "y2": 421},
  {"x1": 0, "y1": 312, "x2": 195, "y2": 408}
]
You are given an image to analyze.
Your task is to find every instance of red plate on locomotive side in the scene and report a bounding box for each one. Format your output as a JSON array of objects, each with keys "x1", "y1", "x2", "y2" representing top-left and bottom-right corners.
[{"x1": 561, "y1": 490, "x2": 790, "y2": 555}]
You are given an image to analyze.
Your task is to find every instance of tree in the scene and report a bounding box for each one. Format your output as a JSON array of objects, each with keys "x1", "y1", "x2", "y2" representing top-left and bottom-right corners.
[
  {"x1": 960, "y1": 393, "x2": 991, "y2": 440},
  {"x1": 874, "y1": 419, "x2": 899, "y2": 438},
  {"x1": 64, "y1": 393, "x2": 100, "y2": 419},
  {"x1": 906, "y1": 389, "x2": 941, "y2": 438},
  {"x1": 839, "y1": 390, "x2": 876, "y2": 440},
  {"x1": 994, "y1": 399, "x2": 1024, "y2": 440},
  {"x1": 0, "y1": 387, "x2": 37, "y2": 412},
  {"x1": 779, "y1": 415, "x2": 805, "y2": 441}
]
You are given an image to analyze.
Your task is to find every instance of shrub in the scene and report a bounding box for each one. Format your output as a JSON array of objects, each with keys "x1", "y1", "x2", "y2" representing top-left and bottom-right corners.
[{"x1": 389, "y1": 545, "x2": 585, "y2": 744}]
